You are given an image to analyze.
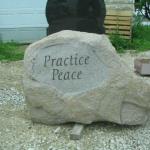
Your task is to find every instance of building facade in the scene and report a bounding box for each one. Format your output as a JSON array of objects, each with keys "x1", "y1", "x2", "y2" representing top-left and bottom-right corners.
[{"x1": 0, "y1": 0, "x2": 134, "y2": 43}]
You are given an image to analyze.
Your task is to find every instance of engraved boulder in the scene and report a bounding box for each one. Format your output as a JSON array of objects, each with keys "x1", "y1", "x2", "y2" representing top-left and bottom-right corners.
[{"x1": 23, "y1": 30, "x2": 150, "y2": 125}]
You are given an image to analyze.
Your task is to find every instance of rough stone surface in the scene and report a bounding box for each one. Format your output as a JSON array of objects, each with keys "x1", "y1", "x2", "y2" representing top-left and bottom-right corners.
[{"x1": 23, "y1": 30, "x2": 150, "y2": 125}]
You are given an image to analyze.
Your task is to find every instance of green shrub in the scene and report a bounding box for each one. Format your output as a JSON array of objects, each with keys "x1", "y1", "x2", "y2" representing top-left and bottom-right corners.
[
  {"x1": 109, "y1": 24, "x2": 150, "y2": 53},
  {"x1": 132, "y1": 24, "x2": 150, "y2": 51},
  {"x1": 109, "y1": 34, "x2": 133, "y2": 53}
]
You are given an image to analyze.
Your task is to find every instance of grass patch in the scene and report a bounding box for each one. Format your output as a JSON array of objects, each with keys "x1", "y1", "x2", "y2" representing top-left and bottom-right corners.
[
  {"x1": 132, "y1": 25, "x2": 150, "y2": 52},
  {"x1": 109, "y1": 25, "x2": 150, "y2": 53},
  {"x1": 109, "y1": 34, "x2": 132, "y2": 53},
  {"x1": 0, "y1": 42, "x2": 26, "y2": 61}
]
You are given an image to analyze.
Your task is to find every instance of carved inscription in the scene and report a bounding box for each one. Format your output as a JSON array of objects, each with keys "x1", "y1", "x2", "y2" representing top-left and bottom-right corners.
[{"x1": 44, "y1": 53, "x2": 90, "y2": 80}]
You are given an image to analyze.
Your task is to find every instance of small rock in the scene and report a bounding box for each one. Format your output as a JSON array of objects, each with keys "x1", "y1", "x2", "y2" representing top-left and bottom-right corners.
[{"x1": 54, "y1": 127, "x2": 61, "y2": 134}]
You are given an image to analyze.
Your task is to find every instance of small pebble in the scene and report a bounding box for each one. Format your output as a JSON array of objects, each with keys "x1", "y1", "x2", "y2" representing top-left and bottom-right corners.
[
  {"x1": 0, "y1": 88, "x2": 25, "y2": 106},
  {"x1": 54, "y1": 127, "x2": 61, "y2": 134}
]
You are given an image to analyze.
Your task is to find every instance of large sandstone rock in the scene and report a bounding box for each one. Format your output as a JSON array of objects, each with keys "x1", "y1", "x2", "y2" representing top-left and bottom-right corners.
[{"x1": 23, "y1": 30, "x2": 150, "y2": 125}]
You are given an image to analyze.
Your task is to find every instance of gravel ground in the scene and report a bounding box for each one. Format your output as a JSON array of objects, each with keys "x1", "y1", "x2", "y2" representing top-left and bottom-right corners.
[{"x1": 0, "y1": 51, "x2": 150, "y2": 150}]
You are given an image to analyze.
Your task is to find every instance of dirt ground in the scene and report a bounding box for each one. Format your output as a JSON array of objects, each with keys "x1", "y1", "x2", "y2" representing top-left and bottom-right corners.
[
  {"x1": 0, "y1": 61, "x2": 23, "y2": 90},
  {"x1": 0, "y1": 52, "x2": 150, "y2": 150}
]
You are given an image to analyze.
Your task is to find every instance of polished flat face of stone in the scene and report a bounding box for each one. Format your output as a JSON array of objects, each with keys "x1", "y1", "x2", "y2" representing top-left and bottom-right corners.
[{"x1": 31, "y1": 42, "x2": 108, "y2": 93}]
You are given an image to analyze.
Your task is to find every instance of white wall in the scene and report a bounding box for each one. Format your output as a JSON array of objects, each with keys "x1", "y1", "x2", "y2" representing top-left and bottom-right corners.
[
  {"x1": 0, "y1": 0, "x2": 48, "y2": 43},
  {"x1": 0, "y1": 0, "x2": 48, "y2": 28}
]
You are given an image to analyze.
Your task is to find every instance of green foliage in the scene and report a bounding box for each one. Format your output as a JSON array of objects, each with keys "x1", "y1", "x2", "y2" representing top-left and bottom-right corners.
[
  {"x1": 109, "y1": 24, "x2": 150, "y2": 53},
  {"x1": 133, "y1": 14, "x2": 144, "y2": 26},
  {"x1": 0, "y1": 42, "x2": 25, "y2": 61},
  {"x1": 135, "y1": 0, "x2": 150, "y2": 20},
  {"x1": 109, "y1": 34, "x2": 131, "y2": 53},
  {"x1": 132, "y1": 24, "x2": 150, "y2": 52},
  {"x1": 132, "y1": 24, "x2": 150, "y2": 40}
]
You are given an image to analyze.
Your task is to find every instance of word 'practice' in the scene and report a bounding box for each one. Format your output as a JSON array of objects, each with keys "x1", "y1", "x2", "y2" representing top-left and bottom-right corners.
[{"x1": 44, "y1": 53, "x2": 90, "y2": 80}]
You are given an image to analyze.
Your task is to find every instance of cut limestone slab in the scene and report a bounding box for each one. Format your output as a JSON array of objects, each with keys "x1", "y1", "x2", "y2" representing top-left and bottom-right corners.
[
  {"x1": 134, "y1": 58, "x2": 150, "y2": 75},
  {"x1": 23, "y1": 30, "x2": 150, "y2": 125}
]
